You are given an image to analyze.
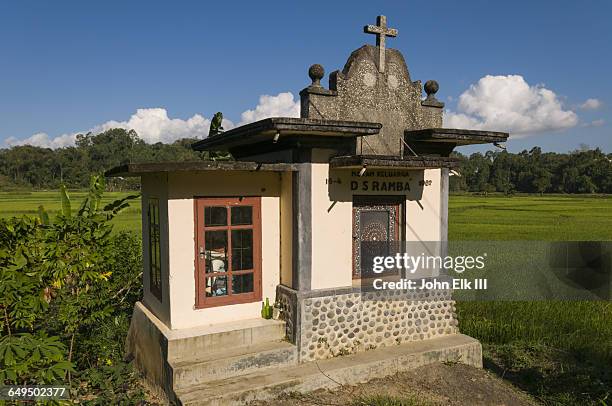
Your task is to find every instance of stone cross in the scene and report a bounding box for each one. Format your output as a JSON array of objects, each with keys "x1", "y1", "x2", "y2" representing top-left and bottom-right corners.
[{"x1": 363, "y1": 15, "x2": 398, "y2": 74}]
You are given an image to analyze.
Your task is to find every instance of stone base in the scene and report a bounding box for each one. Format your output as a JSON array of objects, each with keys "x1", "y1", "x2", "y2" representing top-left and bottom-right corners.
[
  {"x1": 176, "y1": 333, "x2": 482, "y2": 405},
  {"x1": 276, "y1": 284, "x2": 459, "y2": 362},
  {"x1": 125, "y1": 302, "x2": 291, "y2": 403}
]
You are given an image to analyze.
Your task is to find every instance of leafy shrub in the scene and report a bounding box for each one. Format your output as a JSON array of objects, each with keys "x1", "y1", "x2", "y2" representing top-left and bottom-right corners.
[
  {"x1": 0, "y1": 333, "x2": 72, "y2": 383},
  {"x1": 0, "y1": 176, "x2": 146, "y2": 403}
]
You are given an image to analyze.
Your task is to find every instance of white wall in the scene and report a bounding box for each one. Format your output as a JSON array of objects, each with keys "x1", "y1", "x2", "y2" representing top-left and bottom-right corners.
[
  {"x1": 165, "y1": 171, "x2": 283, "y2": 330},
  {"x1": 279, "y1": 172, "x2": 293, "y2": 287},
  {"x1": 311, "y1": 163, "x2": 354, "y2": 289},
  {"x1": 405, "y1": 169, "x2": 441, "y2": 242},
  {"x1": 140, "y1": 173, "x2": 171, "y2": 326},
  {"x1": 310, "y1": 162, "x2": 443, "y2": 290}
]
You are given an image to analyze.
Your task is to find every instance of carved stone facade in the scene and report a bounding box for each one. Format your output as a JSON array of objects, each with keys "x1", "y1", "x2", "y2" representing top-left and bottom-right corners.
[{"x1": 300, "y1": 45, "x2": 444, "y2": 156}]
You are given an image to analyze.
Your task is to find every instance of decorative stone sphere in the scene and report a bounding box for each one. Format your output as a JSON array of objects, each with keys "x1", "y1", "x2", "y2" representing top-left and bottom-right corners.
[
  {"x1": 308, "y1": 64, "x2": 325, "y2": 86},
  {"x1": 424, "y1": 80, "x2": 439, "y2": 96}
]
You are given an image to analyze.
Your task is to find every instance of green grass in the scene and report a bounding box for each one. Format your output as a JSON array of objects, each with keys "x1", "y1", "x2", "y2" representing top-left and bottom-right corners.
[
  {"x1": 457, "y1": 301, "x2": 612, "y2": 405},
  {"x1": 0, "y1": 190, "x2": 141, "y2": 233},
  {"x1": 2, "y1": 192, "x2": 609, "y2": 239},
  {"x1": 449, "y1": 194, "x2": 612, "y2": 405},
  {"x1": 352, "y1": 394, "x2": 431, "y2": 406},
  {"x1": 449, "y1": 194, "x2": 612, "y2": 240}
]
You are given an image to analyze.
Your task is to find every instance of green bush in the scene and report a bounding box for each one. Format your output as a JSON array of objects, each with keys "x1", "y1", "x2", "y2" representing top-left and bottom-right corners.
[{"x1": 0, "y1": 176, "x2": 145, "y2": 403}]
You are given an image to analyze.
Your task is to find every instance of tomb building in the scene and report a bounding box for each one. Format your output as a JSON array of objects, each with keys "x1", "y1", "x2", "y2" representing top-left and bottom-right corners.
[{"x1": 107, "y1": 15, "x2": 508, "y2": 404}]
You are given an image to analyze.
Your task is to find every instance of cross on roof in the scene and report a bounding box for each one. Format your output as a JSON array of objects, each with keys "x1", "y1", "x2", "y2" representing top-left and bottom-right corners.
[{"x1": 363, "y1": 15, "x2": 398, "y2": 74}]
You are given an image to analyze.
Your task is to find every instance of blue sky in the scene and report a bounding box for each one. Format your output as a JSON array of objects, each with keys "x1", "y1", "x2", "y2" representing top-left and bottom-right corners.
[{"x1": 0, "y1": 0, "x2": 610, "y2": 153}]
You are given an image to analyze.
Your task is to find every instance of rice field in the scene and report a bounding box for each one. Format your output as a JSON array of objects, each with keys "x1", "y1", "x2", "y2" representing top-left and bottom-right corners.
[
  {"x1": 448, "y1": 195, "x2": 612, "y2": 405},
  {"x1": 0, "y1": 190, "x2": 141, "y2": 232},
  {"x1": 1, "y1": 191, "x2": 610, "y2": 240},
  {"x1": 449, "y1": 194, "x2": 612, "y2": 241}
]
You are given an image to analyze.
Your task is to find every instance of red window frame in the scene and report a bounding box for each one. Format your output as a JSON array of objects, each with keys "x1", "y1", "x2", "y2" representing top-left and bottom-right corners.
[{"x1": 194, "y1": 197, "x2": 262, "y2": 309}]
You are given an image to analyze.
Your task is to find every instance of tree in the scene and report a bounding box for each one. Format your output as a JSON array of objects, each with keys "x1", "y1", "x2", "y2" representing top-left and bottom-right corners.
[
  {"x1": 490, "y1": 151, "x2": 515, "y2": 193},
  {"x1": 464, "y1": 153, "x2": 492, "y2": 192},
  {"x1": 532, "y1": 168, "x2": 552, "y2": 195}
]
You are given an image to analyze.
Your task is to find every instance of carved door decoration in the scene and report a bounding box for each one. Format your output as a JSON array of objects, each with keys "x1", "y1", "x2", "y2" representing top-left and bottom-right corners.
[{"x1": 352, "y1": 196, "x2": 403, "y2": 279}]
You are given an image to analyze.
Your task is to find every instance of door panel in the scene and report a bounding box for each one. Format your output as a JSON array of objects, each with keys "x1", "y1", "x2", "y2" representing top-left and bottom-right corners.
[{"x1": 352, "y1": 196, "x2": 403, "y2": 279}]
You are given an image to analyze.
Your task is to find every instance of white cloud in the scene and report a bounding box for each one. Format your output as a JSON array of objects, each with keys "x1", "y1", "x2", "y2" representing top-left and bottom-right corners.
[
  {"x1": 580, "y1": 98, "x2": 602, "y2": 110},
  {"x1": 444, "y1": 75, "x2": 578, "y2": 138},
  {"x1": 582, "y1": 119, "x2": 605, "y2": 128},
  {"x1": 5, "y1": 132, "x2": 77, "y2": 149},
  {"x1": 91, "y1": 108, "x2": 215, "y2": 144},
  {"x1": 4, "y1": 110, "x2": 216, "y2": 148},
  {"x1": 5, "y1": 91, "x2": 300, "y2": 148},
  {"x1": 238, "y1": 92, "x2": 300, "y2": 125}
]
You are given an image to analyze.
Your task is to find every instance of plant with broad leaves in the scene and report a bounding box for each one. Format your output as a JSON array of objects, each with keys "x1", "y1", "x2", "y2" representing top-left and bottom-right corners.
[
  {"x1": 0, "y1": 174, "x2": 139, "y2": 390},
  {"x1": 0, "y1": 333, "x2": 73, "y2": 383}
]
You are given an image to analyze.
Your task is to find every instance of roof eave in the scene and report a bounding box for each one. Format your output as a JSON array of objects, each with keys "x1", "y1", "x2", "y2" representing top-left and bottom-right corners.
[
  {"x1": 405, "y1": 127, "x2": 509, "y2": 146},
  {"x1": 191, "y1": 117, "x2": 382, "y2": 151},
  {"x1": 104, "y1": 161, "x2": 299, "y2": 177},
  {"x1": 329, "y1": 155, "x2": 460, "y2": 170}
]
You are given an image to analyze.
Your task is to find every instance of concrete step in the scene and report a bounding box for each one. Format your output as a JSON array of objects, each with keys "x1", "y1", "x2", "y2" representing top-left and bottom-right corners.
[
  {"x1": 175, "y1": 334, "x2": 482, "y2": 406},
  {"x1": 170, "y1": 340, "x2": 298, "y2": 391},
  {"x1": 166, "y1": 318, "x2": 287, "y2": 361}
]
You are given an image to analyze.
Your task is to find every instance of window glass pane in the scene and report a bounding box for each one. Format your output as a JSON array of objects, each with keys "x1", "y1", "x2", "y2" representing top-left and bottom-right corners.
[
  {"x1": 153, "y1": 266, "x2": 159, "y2": 285},
  {"x1": 231, "y1": 229, "x2": 253, "y2": 270},
  {"x1": 205, "y1": 206, "x2": 227, "y2": 226},
  {"x1": 232, "y1": 273, "x2": 254, "y2": 294},
  {"x1": 231, "y1": 206, "x2": 252, "y2": 225},
  {"x1": 149, "y1": 199, "x2": 162, "y2": 298},
  {"x1": 205, "y1": 230, "x2": 227, "y2": 273},
  {"x1": 155, "y1": 244, "x2": 161, "y2": 272},
  {"x1": 205, "y1": 276, "x2": 227, "y2": 297}
]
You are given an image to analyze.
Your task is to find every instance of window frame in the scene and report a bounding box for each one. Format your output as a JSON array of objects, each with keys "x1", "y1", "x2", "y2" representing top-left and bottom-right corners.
[
  {"x1": 194, "y1": 197, "x2": 262, "y2": 309},
  {"x1": 148, "y1": 198, "x2": 162, "y2": 300}
]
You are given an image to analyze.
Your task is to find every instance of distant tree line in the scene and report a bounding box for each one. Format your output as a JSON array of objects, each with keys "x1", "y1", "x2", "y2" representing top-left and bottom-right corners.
[
  {"x1": 1, "y1": 128, "x2": 610, "y2": 193},
  {"x1": 450, "y1": 147, "x2": 612, "y2": 194},
  {"x1": 0, "y1": 129, "x2": 214, "y2": 190}
]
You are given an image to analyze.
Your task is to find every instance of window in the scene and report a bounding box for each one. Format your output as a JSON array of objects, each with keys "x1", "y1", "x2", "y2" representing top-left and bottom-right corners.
[
  {"x1": 148, "y1": 198, "x2": 162, "y2": 300},
  {"x1": 195, "y1": 197, "x2": 261, "y2": 308}
]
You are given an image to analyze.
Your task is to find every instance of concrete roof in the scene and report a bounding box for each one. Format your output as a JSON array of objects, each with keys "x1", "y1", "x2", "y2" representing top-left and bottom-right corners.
[
  {"x1": 105, "y1": 161, "x2": 298, "y2": 177},
  {"x1": 405, "y1": 128, "x2": 509, "y2": 145},
  {"x1": 191, "y1": 117, "x2": 382, "y2": 152},
  {"x1": 329, "y1": 155, "x2": 460, "y2": 169}
]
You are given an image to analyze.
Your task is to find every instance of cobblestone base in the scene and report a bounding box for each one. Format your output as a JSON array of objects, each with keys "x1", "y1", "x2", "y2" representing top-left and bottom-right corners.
[{"x1": 277, "y1": 286, "x2": 459, "y2": 362}]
